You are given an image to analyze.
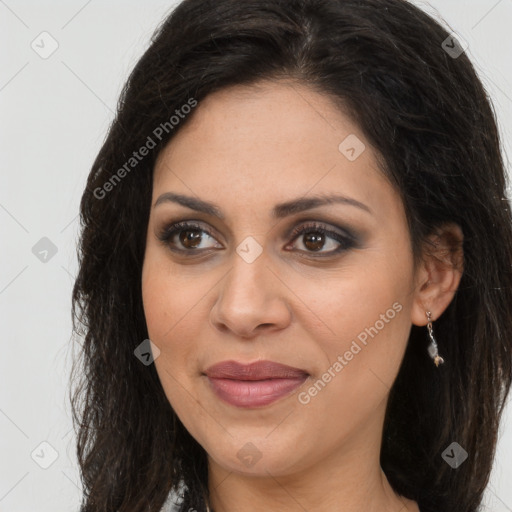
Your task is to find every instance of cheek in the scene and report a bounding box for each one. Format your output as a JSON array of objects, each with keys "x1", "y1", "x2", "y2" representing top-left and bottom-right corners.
[
  {"x1": 141, "y1": 251, "x2": 219, "y2": 394},
  {"x1": 142, "y1": 251, "x2": 202, "y2": 343},
  {"x1": 141, "y1": 257, "x2": 203, "y2": 419},
  {"x1": 291, "y1": 259, "x2": 413, "y2": 440},
  {"x1": 299, "y1": 243, "x2": 414, "y2": 385},
  {"x1": 141, "y1": 255, "x2": 198, "y2": 382}
]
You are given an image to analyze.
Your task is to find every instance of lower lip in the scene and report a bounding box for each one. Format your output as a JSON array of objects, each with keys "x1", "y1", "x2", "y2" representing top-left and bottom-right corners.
[{"x1": 206, "y1": 376, "x2": 308, "y2": 408}]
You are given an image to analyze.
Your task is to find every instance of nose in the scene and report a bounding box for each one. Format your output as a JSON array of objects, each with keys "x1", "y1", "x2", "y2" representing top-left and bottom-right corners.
[{"x1": 209, "y1": 247, "x2": 292, "y2": 339}]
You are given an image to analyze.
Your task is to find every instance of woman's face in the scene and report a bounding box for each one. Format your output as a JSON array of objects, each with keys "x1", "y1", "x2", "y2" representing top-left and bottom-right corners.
[{"x1": 142, "y1": 80, "x2": 422, "y2": 477}]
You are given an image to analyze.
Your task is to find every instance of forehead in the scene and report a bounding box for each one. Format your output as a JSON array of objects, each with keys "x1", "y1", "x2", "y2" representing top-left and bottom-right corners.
[{"x1": 152, "y1": 80, "x2": 396, "y2": 220}]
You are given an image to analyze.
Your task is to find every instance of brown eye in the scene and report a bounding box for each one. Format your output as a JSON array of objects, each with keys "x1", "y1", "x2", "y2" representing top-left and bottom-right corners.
[
  {"x1": 302, "y1": 231, "x2": 327, "y2": 251},
  {"x1": 286, "y1": 222, "x2": 357, "y2": 257},
  {"x1": 157, "y1": 220, "x2": 357, "y2": 258},
  {"x1": 157, "y1": 221, "x2": 221, "y2": 252},
  {"x1": 179, "y1": 228, "x2": 203, "y2": 249}
]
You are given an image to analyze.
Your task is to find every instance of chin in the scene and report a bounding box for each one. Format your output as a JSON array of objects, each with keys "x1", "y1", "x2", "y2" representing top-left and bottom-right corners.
[{"x1": 204, "y1": 434, "x2": 311, "y2": 477}]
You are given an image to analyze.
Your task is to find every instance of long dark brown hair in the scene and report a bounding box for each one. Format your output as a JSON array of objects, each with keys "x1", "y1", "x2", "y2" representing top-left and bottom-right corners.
[{"x1": 70, "y1": 0, "x2": 512, "y2": 511}]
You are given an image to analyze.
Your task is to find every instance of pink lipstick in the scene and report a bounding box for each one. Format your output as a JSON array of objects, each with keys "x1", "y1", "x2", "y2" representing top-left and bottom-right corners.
[{"x1": 204, "y1": 360, "x2": 309, "y2": 408}]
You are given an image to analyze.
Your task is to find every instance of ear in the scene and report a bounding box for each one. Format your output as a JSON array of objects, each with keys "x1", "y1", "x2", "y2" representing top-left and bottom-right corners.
[{"x1": 411, "y1": 222, "x2": 464, "y2": 326}]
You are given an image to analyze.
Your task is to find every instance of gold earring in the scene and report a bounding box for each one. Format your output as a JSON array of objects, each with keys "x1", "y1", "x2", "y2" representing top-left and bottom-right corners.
[{"x1": 426, "y1": 311, "x2": 444, "y2": 367}]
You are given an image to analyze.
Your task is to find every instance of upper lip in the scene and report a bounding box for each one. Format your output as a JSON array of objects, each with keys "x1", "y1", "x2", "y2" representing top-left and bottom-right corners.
[{"x1": 204, "y1": 360, "x2": 309, "y2": 380}]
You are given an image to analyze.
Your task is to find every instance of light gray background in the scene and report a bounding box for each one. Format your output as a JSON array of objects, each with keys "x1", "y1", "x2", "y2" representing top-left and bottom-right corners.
[{"x1": 1, "y1": 1, "x2": 511, "y2": 511}]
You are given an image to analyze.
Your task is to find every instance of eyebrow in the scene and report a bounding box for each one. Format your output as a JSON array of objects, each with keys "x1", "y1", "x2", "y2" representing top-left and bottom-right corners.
[{"x1": 153, "y1": 192, "x2": 372, "y2": 219}]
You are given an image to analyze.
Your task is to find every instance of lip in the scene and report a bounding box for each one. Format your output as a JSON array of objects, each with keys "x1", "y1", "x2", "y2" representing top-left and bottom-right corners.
[{"x1": 204, "y1": 360, "x2": 309, "y2": 408}]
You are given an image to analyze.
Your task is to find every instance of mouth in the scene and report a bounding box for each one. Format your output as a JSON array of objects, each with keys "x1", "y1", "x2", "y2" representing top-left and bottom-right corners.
[{"x1": 203, "y1": 360, "x2": 309, "y2": 408}]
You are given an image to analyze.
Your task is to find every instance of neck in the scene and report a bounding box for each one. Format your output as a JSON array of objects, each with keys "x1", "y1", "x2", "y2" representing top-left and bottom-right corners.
[{"x1": 206, "y1": 404, "x2": 418, "y2": 512}]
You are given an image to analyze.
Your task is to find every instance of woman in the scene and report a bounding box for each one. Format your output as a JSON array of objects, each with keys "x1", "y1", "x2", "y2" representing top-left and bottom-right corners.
[{"x1": 71, "y1": 0, "x2": 512, "y2": 511}]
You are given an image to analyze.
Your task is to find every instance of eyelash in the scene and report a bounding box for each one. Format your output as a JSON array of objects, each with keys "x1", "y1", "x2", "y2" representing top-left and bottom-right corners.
[{"x1": 156, "y1": 220, "x2": 357, "y2": 258}]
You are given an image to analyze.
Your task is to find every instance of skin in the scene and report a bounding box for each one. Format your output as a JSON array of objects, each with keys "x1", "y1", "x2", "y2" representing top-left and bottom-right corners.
[{"x1": 141, "y1": 80, "x2": 463, "y2": 512}]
